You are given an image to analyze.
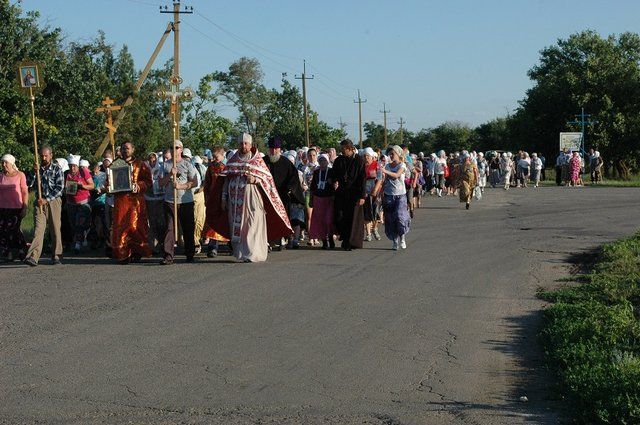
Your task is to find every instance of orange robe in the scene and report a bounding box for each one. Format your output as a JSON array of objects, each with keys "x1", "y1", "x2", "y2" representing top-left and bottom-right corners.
[
  {"x1": 112, "y1": 159, "x2": 152, "y2": 260},
  {"x1": 202, "y1": 161, "x2": 228, "y2": 242}
]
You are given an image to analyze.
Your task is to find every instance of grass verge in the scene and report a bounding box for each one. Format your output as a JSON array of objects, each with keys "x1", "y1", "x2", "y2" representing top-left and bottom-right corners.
[{"x1": 538, "y1": 232, "x2": 640, "y2": 423}]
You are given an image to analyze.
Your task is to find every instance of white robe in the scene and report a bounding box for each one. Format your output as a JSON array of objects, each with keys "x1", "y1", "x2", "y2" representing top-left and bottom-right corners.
[{"x1": 228, "y1": 181, "x2": 268, "y2": 262}]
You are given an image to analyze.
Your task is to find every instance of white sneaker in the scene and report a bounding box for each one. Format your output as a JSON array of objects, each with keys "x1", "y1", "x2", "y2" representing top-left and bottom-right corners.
[
  {"x1": 364, "y1": 233, "x2": 372, "y2": 242},
  {"x1": 400, "y1": 236, "x2": 407, "y2": 249},
  {"x1": 392, "y1": 241, "x2": 398, "y2": 250},
  {"x1": 373, "y1": 229, "x2": 381, "y2": 240}
]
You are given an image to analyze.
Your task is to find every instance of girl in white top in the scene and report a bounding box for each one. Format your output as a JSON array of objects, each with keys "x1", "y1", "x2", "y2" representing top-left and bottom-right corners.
[{"x1": 374, "y1": 145, "x2": 411, "y2": 251}]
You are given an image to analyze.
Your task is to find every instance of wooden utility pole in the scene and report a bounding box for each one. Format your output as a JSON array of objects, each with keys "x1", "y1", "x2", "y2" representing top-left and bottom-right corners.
[
  {"x1": 354, "y1": 89, "x2": 367, "y2": 147},
  {"x1": 295, "y1": 60, "x2": 314, "y2": 147},
  {"x1": 95, "y1": 22, "x2": 173, "y2": 157},
  {"x1": 161, "y1": 0, "x2": 193, "y2": 139},
  {"x1": 96, "y1": 96, "x2": 122, "y2": 157},
  {"x1": 338, "y1": 117, "x2": 347, "y2": 132},
  {"x1": 381, "y1": 103, "x2": 390, "y2": 148},
  {"x1": 397, "y1": 117, "x2": 405, "y2": 144}
]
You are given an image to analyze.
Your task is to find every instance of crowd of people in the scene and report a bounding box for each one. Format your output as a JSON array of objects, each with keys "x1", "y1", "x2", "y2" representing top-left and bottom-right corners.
[{"x1": 0, "y1": 137, "x2": 604, "y2": 265}]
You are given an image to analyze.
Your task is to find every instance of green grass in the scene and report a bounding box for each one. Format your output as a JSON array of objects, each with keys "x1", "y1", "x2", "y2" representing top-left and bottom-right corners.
[
  {"x1": 539, "y1": 232, "x2": 640, "y2": 423},
  {"x1": 21, "y1": 192, "x2": 35, "y2": 239}
]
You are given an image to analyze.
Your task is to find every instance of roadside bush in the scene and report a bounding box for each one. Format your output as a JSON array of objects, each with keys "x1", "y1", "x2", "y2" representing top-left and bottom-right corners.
[{"x1": 540, "y1": 232, "x2": 640, "y2": 423}]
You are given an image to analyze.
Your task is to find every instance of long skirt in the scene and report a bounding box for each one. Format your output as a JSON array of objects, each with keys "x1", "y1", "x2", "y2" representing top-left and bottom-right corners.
[
  {"x1": 0, "y1": 208, "x2": 26, "y2": 257},
  {"x1": 382, "y1": 194, "x2": 410, "y2": 241},
  {"x1": 459, "y1": 181, "x2": 474, "y2": 203},
  {"x1": 309, "y1": 196, "x2": 334, "y2": 240},
  {"x1": 363, "y1": 194, "x2": 379, "y2": 222},
  {"x1": 67, "y1": 202, "x2": 91, "y2": 243}
]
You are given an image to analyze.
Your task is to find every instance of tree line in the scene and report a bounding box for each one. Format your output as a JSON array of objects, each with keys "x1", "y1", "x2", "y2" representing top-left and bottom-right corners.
[{"x1": 1, "y1": 2, "x2": 639, "y2": 178}]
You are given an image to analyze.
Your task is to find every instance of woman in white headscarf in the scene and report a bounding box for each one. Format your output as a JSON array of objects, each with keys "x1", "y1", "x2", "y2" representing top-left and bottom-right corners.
[
  {"x1": 374, "y1": 145, "x2": 410, "y2": 250},
  {"x1": 362, "y1": 147, "x2": 381, "y2": 241},
  {"x1": 500, "y1": 152, "x2": 513, "y2": 190},
  {"x1": 0, "y1": 154, "x2": 28, "y2": 260},
  {"x1": 65, "y1": 155, "x2": 95, "y2": 254}
]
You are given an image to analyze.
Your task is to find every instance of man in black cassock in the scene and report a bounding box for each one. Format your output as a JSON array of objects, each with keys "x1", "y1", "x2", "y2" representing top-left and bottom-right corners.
[
  {"x1": 266, "y1": 136, "x2": 305, "y2": 249},
  {"x1": 332, "y1": 139, "x2": 366, "y2": 251}
]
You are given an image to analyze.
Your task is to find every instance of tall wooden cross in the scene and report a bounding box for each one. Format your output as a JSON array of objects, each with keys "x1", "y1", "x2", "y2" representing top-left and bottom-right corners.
[
  {"x1": 96, "y1": 96, "x2": 122, "y2": 158},
  {"x1": 157, "y1": 75, "x2": 194, "y2": 239}
]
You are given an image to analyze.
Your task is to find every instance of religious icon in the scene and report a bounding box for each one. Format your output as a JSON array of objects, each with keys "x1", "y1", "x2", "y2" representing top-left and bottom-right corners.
[
  {"x1": 65, "y1": 180, "x2": 78, "y2": 196},
  {"x1": 19, "y1": 65, "x2": 39, "y2": 88},
  {"x1": 107, "y1": 158, "x2": 133, "y2": 193}
]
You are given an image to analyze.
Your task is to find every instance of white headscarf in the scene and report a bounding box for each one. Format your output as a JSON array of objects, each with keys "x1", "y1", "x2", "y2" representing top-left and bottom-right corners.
[{"x1": 1, "y1": 154, "x2": 16, "y2": 170}]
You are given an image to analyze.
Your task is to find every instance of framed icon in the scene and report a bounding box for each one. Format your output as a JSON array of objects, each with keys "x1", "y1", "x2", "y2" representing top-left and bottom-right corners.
[
  {"x1": 65, "y1": 180, "x2": 78, "y2": 196},
  {"x1": 19, "y1": 64, "x2": 40, "y2": 88},
  {"x1": 107, "y1": 158, "x2": 133, "y2": 193}
]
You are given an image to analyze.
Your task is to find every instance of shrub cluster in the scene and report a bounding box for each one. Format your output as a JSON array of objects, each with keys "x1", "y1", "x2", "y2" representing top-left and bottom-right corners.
[{"x1": 539, "y1": 233, "x2": 640, "y2": 423}]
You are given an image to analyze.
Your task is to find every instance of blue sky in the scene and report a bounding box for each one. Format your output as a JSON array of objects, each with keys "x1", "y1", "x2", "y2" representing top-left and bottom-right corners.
[{"x1": 21, "y1": 0, "x2": 640, "y2": 140}]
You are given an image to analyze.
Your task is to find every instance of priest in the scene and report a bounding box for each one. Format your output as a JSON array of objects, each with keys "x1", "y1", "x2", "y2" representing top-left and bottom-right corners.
[
  {"x1": 332, "y1": 139, "x2": 366, "y2": 250},
  {"x1": 265, "y1": 135, "x2": 305, "y2": 249},
  {"x1": 210, "y1": 133, "x2": 292, "y2": 262},
  {"x1": 111, "y1": 141, "x2": 153, "y2": 263}
]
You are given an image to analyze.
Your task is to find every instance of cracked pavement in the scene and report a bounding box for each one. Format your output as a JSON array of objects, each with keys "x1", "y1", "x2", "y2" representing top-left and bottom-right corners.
[{"x1": 2, "y1": 187, "x2": 639, "y2": 424}]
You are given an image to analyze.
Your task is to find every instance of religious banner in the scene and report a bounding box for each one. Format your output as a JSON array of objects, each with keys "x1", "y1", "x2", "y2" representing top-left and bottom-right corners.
[
  {"x1": 16, "y1": 60, "x2": 45, "y2": 211},
  {"x1": 559, "y1": 132, "x2": 583, "y2": 152}
]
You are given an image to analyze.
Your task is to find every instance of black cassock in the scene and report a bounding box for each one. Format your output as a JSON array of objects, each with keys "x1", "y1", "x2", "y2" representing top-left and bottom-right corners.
[
  {"x1": 266, "y1": 156, "x2": 305, "y2": 215},
  {"x1": 331, "y1": 153, "x2": 366, "y2": 248}
]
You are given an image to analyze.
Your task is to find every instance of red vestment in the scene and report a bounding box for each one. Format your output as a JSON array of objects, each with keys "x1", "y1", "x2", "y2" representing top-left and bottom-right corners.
[
  {"x1": 206, "y1": 148, "x2": 292, "y2": 241},
  {"x1": 111, "y1": 159, "x2": 152, "y2": 260},
  {"x1": 202, "y1": 161, "x2": 228, "y2": 241}
]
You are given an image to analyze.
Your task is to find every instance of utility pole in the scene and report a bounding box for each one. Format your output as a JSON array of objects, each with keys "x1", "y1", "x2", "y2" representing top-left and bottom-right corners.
[
  {"x1": 338, "y1": 117, "x2": 347, "y2": 132},
  {"x1": 295, "y1": 60, "x2": 314, "y2": 147},
  {"x1": 567, "y1": 107, "x2": 598, "y2": 153},
  {"x1": 160, "y1": 0, "x2": 193, "y2": 139},
  {"x1": 381, "y1": 103, "x2": 390, "y2": 148},
  {"x1": 354, "y1": 89, "x2": 367, "y2": 147},
  {"x1": 397, "y1": 117, "x2": 405, "y2": 145}
]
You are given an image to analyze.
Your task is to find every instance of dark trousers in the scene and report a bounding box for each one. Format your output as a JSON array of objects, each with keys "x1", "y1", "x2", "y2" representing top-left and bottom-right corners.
[
  {"x1": 163, "y1": 201, "x2": 195, "y2": 260},
  {"x1": 555, "y1": 166, "x2": 562, "y2": 186},
  {"x1": 334, "y1": 194, "x2": 357, "y2": 243}
]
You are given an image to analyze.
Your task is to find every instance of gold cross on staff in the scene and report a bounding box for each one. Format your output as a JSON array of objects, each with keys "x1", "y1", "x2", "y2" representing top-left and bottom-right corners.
[{"x1": 96, "y1": 96, "x2": 123, "y2": 159}]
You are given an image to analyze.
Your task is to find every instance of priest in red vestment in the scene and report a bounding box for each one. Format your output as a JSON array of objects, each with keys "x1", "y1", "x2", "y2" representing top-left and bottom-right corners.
[
  {"x1": 207, "y1": 133, "x2": 292, "y2": 262},
  {"x1": 111, "y1": 141, "x2": 152, "y2": 263}
]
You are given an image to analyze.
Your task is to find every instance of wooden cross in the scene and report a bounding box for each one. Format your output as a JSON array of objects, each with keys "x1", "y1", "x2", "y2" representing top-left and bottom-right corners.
[{"x1": 96, "y1": 96, "x2": 123, "y2": 158}]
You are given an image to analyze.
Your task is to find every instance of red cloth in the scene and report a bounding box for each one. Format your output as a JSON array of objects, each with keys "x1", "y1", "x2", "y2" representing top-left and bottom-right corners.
[
  {"x1": 111, "y1": 159, "x2": 152, "y2": 260},
  {"x1": 206, "y1": 148, "x2": 292, "y2": 241},
  {"x1": 203, "y1": 161, "x2": 228, "y2": 241},
  {"x1": 365, "y1": 161, "x2": 378, "y2": 180},
  {"x1": 66, "y1": 168, "x2": 92, "y2": 204}
]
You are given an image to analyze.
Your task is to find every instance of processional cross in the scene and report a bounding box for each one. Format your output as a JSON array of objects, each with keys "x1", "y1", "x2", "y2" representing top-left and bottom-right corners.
[
  {"x1": 157, "y1": 75, "x2": 194, "y2": 239},
  {"x1": 96, "y1": 96, "x2": 122, "y2": 158}
]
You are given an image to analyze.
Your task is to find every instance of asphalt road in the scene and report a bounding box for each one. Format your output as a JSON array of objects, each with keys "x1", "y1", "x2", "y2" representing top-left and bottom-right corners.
[{"x1": 2, "y1": 186, "x2": 640, "y2": 424}]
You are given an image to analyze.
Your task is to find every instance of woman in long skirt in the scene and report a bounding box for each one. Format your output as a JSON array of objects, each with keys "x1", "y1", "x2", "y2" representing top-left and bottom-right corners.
[
  {"x1": 0, "y1": 154, "x2": 28, "y2": 261},
  {"x1": 457, "y1": 154, "x2": 478, "y2": 210},
  {"x1": 374, "y1": 145, "x2": 410, "y2": 251},
  {"x1": 309, "y1": 154, "x2": 335, "y2": 249}
]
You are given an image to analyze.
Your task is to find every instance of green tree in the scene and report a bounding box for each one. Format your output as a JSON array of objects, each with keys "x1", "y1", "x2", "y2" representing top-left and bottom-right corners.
[
  {"x1": 212, "y1": 57, "x2": 274, "y2": 148},
  {"x1": 514, "y1": 30, "x2": 640, "y2": 178}
]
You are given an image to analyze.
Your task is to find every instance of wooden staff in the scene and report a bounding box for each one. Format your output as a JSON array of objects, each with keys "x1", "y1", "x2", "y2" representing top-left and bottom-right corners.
[
  {"x1": 29, "y1": 86, "x2": 43, "y2": 213},
  {"x1": 171, "y1": 104, "x2": 178, "y2": 241}
]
